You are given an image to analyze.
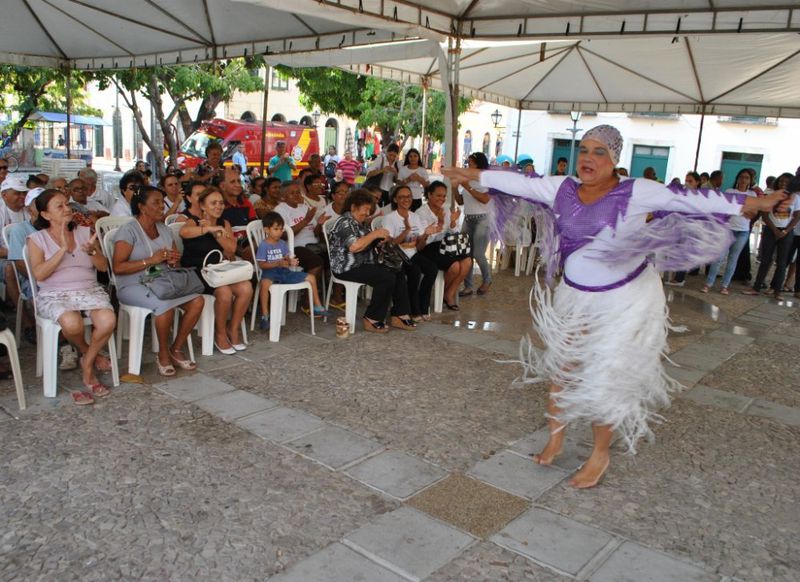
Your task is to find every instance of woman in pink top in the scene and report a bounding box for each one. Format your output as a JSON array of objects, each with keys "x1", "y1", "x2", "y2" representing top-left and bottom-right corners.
[{"x1": 27, "y1": 189, "x2": 116, "y2": 405}]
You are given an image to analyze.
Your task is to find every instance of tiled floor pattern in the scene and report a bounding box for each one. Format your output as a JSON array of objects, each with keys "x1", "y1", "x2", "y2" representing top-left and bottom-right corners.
[{"x1": 150, "y1": 298, "x2": 797, "y2": 581}]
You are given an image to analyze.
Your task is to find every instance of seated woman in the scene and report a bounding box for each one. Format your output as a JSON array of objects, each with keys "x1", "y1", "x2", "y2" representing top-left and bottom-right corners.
[
  {"x1": 253, "y1": 177, "x2": 282, "y2": 220},
  {"x1": 174, "y1": 180, "x2": 207, "y2": 224},
  {"x1": 180, "y1": 186, "x2": 254, "y2": 355},
  {"x1": 27, "y1": 189, "x2": 116, "y2": 405},
  {"x1": 382, "y1": 185, "x2": 439, "y2": 321},
  {"x1": 112, "y1": 186, "x2": 205, "y2": 376},
  {"x1": 327, "y1": 189, "x2": 416, "y2": 333},
  {"x1": 314, "y1": 180, "x2": 349, "y2": 239},
  {"x1": 416, "y1": 180, "x2": 472, "y2": 310}
]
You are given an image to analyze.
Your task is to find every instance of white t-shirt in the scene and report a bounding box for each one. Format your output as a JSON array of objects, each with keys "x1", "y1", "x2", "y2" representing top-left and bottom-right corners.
[
  {"x1": 164, "y1": 196, "x2": 185, "y2": 214},
  {"x1": 396, "y1": 165, "x2": 429, "y2": 200},
  {"x1": 769, "y1": 191, "x2": 795, "y2": 229},
  {"x1": 367, "y1": 155, "x2": 398, "y2": 192},
  {"x1": 383, "y1": 210, "x2": 424, "y2": 257},
  {"x1": 303, "y1": 195, "x2": 327, "y2": 215},
  {"x1": 461, "y1": 180, "x2": 491, "y2": 216},
  {"x1": 416, "y1": 204, "x2": 455, "y2": 244},
  {"x1": 726, "y1": 189, "x2": 757, "y2": 231},
  {"x1": 110, "y1": 198, "x2": 132, "y2": 217},
  {"x1": 275, "y1": 201, "x2": 318, "y2": 247},
  {"x1": 321, "y1": 202, "x2": 341, "y2": 220},
  {"x1": 792, "y1": 195, "x2": 800, "y2": 236},
  {"x1": 323, "y1": 154, "x2": 340, "y2": 167},
  {"x1": 0, "y1": 206, "x2": 27, "y2": 247}
]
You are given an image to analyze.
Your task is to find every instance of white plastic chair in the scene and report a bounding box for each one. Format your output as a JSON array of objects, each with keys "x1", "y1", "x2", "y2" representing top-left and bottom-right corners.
[
  {"x1": 95, "y1": 216, "x2": 133, "y2": 244},
  {"x1": 2, "y1": 224, "x2": 28, "y2": 343},
  {"x1": 102, "y1": 230, "x2": 194, "y2": 375},
  {"x1": 246, "y1": 219, "x2": 314, "y2": 341},
  {"x1": 0, "y1": 328, "x2": 26, "y2": 410},
  {"x1": 23, "y1": 246, "x2": 120, "y2": 397},
  {"x1": 168, "y1": 222, "x2": 184, "y2": 253},
  {"x1": 371, "y1": 215, "x2": 384, "y2": 230},
  {"x1": 323, "y1": 219, "x2": 365, "y2": 334}
]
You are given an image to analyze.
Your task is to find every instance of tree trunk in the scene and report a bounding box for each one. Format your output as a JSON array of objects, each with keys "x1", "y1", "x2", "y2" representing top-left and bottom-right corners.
[
  {"x1": 177, "y1": 105, "x2": 194, "y2": 141},
  {"x1": 193, "y1": 92, "x2": 224, "y2": 131},
  {"x1": 148, "y1": 73, "x2": 178, "y2": 172}
]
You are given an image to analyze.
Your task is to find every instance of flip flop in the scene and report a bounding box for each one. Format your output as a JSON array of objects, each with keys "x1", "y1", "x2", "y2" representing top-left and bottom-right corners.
[
  {"x1": 84, "y1": 381, "x2": 111, "y2": 398},
  {"x1": 71, "y1": 391, "x2": 94, "y2": 406}
]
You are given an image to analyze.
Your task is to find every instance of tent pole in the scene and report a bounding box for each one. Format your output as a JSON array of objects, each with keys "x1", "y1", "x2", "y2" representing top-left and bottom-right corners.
[
  {"x1": 513, "y1": 106, "x2": 522, "y2": 162},
  {"x1": 66, "y1": 66, "x2": 72, "y2": 160},
  {"x1": 259, "y1": 65, "x2": 271, "y2": 174},
  {"x1": 693, "y1": 109, "x2": 705, "y2": 172},
  {"x1": 420, "y1": 80, "x2": 428, "y2": 165}
]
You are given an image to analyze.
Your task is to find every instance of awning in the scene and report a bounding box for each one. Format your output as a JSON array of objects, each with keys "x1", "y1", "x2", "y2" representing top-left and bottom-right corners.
[{"x1": 29, "y1": 112, "x2": 109, "y2": 126}]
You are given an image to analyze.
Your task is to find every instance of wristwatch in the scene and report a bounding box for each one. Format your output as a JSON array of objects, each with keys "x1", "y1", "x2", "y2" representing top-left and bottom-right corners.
[{"x1": 86, "y1": 249, "x2": 97, "y2": 256}]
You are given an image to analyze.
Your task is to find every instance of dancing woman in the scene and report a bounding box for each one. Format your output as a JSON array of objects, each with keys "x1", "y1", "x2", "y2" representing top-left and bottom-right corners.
[{"x1": 444, "y1": 125, "x2": 789, "y2": 488}]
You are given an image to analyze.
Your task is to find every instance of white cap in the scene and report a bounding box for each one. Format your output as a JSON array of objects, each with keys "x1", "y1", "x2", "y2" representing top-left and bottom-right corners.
[
  {"x1": 25, "y1": 187, "x2": 46, "y2": 207},
  {"x1": 1, "y1": 174, "x2": 28, "y2": 193}
]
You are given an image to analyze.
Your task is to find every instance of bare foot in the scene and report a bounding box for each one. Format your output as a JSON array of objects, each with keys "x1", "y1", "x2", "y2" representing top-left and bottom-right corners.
[
  {"x1": 569, "y1": 452, "x2": 610, "y2": 489},
  {"x1": 532, "y1": 430, "x2": 565, "y2": 465}
]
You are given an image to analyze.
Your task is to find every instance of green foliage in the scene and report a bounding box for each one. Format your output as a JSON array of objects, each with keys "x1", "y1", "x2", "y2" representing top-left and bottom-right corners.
[
  {"x1": 0, "y1": 66, "x2": 100, "y2": 141},
  {"x1": 276, "y1": 66, "x2": 471, "y2": 145}
]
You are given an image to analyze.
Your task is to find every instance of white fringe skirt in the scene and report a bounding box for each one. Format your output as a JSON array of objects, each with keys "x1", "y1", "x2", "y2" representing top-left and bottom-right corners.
[{"x1": 521, "y1": 265, "x2": 680, "y2": 452}]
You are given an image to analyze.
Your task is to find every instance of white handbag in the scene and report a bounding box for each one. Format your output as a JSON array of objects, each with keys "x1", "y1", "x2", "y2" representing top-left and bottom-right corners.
[{"x1": 201, "y1": 249, "x2": 254, "y2": 288}]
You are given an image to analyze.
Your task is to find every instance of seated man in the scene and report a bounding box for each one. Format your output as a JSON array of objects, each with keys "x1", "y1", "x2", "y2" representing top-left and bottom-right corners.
[
  {"x1": 5, "y1": 186, "x2": 41, "y2": 346},
  {"x1": 79, "y1": 167, "x2": 115, "y2": 210},
  {"x1": 274, "y1": 180, "x2": 324, "y2": 293},
  {"x1": 1, "y1": 174, "x2": 30, "y2": 336},
  {"x1": 66, "y1": 178, "x2": 109, "y2": 227}
]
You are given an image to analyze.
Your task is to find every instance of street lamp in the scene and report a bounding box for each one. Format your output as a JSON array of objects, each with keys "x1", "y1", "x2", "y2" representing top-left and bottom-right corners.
[
  {"x1": 490, "y1": 109, "x2": 503, "y2": 128},
  {"x1": 567, "y1": 110, "x2": 582, "y2": 176},
  {"x1": 312, "y1": 110, "x2": 320, "y2": 127}
]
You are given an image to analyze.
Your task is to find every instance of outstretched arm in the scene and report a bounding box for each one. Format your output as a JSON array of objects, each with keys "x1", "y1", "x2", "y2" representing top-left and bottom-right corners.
[
  {"x1": 635, "y1": 180, "x2": 790, "y2": 218},
  {"x1": 442, "y1": 167, "x2": 561, "y2": 207}
]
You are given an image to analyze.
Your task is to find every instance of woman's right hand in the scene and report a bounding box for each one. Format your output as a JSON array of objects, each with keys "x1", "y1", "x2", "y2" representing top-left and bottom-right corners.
[
  {"x1": 424, "y1": 224, "x2": 442, "y2": 237},
  {"x1": 373, "y1": 228, "x2": 391, "y2": 240}
]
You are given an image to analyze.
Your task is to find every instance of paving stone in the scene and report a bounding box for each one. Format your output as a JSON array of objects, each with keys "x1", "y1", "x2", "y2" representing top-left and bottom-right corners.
[
  {"x1": 681, "y1": 385, "x2": 754, "y2": 414},
  {"x1": 590, "y1": 541, "x2": 715, "y2": 582},
  {"x1": 766, "y1": 333, "x2": 800, "y2": 347},
  {"x1": 194, "y1": 390, "x2": 279, "y2": 422},
  {"x1": 509, "y1": 428, "x2": 593, "y2": 472},
  {"x1": 662, "y1": 362, "x2": 706, "y2": 387},
  {"x1": 407, "y1": 473, "x2": 529, "y2": 539},
  {"x1": 343, "y1": 507, "x2": 474, "y2": 581},
  {"x1": 733, "y1": 316, "x2": 774, "y2": 329},
  {"x1": 747, "y1": 307, "x2": 795, "y2": 321},
  {"x1": 270, "y1": 543, "x2": 407, "y2": 582},
  {"x1": 745, "y1": 399, "x2": 800, "y2": 427},
  {"x1": 345, "y1": 450, "x2": 447, "y2": 500},
  {"x1": 669, "y1": 345, "x2": 737, "y2": 372},
  {"x1": 155, "y1": 373, "x2": 235, "y2": 402},
  {"x1": 490, "y1": 507, "x2": 613, "y2": 576},
  {"x1": 234, "y1": 406, "x2": 325, "y2": 443},
  {"x1": 467, "y1": 450, "x2": 567, "y2": 500},
  {"x1": 707, "y1": 329, "x2": 756, "y2": 346},
  {"x1": 286, "y1": 425, "x2": 385, "y2": 470}
]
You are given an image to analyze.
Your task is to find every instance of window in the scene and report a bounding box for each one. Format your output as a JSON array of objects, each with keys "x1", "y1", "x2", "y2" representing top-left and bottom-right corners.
[
  {"x1": 722, "y1": 151, "x2": 763, "y2": 163},
  {"x1": 633, "y1": 145, "x2": 669, "y2": 158},
  {"x1": 271, "y1": 70, "x2": 289, "y2": 91}
]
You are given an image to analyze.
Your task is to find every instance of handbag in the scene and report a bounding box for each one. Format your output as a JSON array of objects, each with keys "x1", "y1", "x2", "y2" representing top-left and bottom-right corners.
[
  {"x1": 373, "y1": 241, "x2": 411, "y2": 271},
  {"x1": 201, "y1": 249, "x2": 254, "y2": 288},
  {"x1": 141, "y1": 266, "x2": 205, "y2": 299},
  {"x1": 136, "y1": 220, "x2": 205, "y2": 299},
  {"x1": 439, "y1": 232, "x2": 471, "y2": 258}
]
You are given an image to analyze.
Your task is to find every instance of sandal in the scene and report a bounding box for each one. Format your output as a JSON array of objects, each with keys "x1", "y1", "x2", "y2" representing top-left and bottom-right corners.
[
  {"x1": 477, "y1": 282, "x2": 493, "y2": 295},
  {"x1": 362, "y1": 317, "x2": 388, "y2": 333},
  {"x1": 422, "y1": 314, "x2": 432, "y2": 322},
  {"x1": 169, "y1": 351, "x2": 197, "y2": 371},
  {"x1": 71, "y1": 391, "x2": 94, "y2": 405},
  {"x1": 84, "y1": 381, "x2": 111, "y2": 398},
  {"x1": 80, "y1": 353, "x2": 113, "y2": 372},
  {"x1": 156, "y1": 357, "x2": 176, "y2": 377},
  {"x1": 458, "y1": 288, "x2": 474, "y2": 297},
  {"x1": 741, "y1": 289, "x2": 761, "y2": 296},
  {"x1": 774, "y1": 293, "x2": 784, "y2": 302},
  {"x1": 701, "y1": 285, "x2": 710, "y2": 293},
  {"x1": 444, "y1": 300, "x2": 460, "y2": 311},
  {"x1": 720, "y1": 287, "x2": 729, "y2": 295},
  {"x1": 390, "y1": 316, "x2": 417, "y2": 330}
]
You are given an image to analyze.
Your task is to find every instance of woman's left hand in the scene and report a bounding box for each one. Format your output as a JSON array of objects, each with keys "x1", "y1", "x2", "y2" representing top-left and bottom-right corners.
[{"x1": 81, "y1": 232, "x2": 100, "y2": 254}]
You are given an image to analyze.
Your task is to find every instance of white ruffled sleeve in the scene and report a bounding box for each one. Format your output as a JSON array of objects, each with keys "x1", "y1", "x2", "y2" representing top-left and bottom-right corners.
[
  {"x1": 632, "y1": 178, "x2": 745, "y2": 216},
  {"x1": 479, "y1": 171, "x2": 563, "y2": 207}
]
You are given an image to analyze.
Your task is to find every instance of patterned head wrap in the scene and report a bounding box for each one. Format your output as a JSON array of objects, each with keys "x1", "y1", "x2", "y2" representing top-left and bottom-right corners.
[{"x1": 581, "y1": 124, "x2": 623, "y2": 165}]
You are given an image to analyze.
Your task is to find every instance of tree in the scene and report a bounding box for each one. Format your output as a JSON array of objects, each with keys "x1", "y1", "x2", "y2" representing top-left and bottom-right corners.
[
  {"x1": 0, "y1": 66, "x2": 100, "y2": 143},
  {"x1": 96, "y1": 60, "x2": 263, "y2": 172},
  {"x1": 277, "y1": 66, "x2": 472, "y2": 149}
]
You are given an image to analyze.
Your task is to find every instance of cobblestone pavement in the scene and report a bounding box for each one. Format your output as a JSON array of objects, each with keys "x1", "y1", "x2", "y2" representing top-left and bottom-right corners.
[{"x1": 1, "y1": 270, "x2": 798, "y2": 581}]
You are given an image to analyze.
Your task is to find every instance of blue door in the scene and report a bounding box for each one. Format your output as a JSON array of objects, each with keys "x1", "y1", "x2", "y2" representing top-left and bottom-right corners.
[
  {"x1": 550, "y1": 139, "x2": 579, "y2": 175},
  {"x1": 720, "y1": 152, "x2": 763, "y2": 189},
  {"x1": 630, "y1": 145, "x2": 669, "y2": 181}
]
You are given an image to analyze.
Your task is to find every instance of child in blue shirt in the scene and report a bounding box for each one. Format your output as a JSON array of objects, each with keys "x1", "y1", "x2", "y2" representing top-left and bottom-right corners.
[{"x1": 256, "y1": 212, "x2": 327, "y2": 330}]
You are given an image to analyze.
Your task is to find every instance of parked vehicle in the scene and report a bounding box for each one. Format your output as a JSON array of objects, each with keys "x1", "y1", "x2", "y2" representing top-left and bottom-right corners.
[{"x1": 178, "y1": 118, "x2": 319, "y2": 176}]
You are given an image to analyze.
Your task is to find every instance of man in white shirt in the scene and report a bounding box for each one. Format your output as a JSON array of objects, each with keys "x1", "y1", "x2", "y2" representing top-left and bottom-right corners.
[
  {"x1": 78, "y1": 168, "x2": 115, "y2": 210},
  {"x1": 67, "y1": 178, "x2": 110, "y2": 215},
  {"x1": 110, "y1": 171, "x2": 147, "y2": 217},
  {"x1": 274, "y1": 180, "x2": 324, "y2": 291},
  {"x1": 365, "y1": 143, "x2": 400, "y2": 205},
  {"x1": 0, "y1": 175, "x2": 32, "y2": 340}
]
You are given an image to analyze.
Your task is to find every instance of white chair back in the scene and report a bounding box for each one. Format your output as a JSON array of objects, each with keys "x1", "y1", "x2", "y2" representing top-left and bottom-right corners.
[
  {"x1": 285, "y1": 222, "x2": 297, "y2": 253},
  {"x1": 100, "y1": 229, "x2": 121, "y2": 287},
  {"x1": 96, "y1": 216, "x2": 132, "y2": 243},
  {"x1": 21, "y1": 245, "x2": 40, "y2": 308},
  {"x1": 371, "y1": 215, "x2": 384, "y2": 230},
  {"x1": 246, "y1": 219, "x2": 265, "y2": 270},
  {"x1": 164, "y1": 213, "x2": 181, "y2": 226}
]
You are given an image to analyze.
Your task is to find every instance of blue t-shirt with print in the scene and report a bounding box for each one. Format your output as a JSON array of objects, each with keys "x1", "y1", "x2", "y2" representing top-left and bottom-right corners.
[{"x1": 256, "y1": 239, "x2": 289, "y2": 263}]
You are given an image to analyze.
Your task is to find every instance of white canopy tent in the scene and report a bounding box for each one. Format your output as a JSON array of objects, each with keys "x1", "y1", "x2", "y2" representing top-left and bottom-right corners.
[{"x1": 1, "y1": 1, "x2": 798, "y2": 165}]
